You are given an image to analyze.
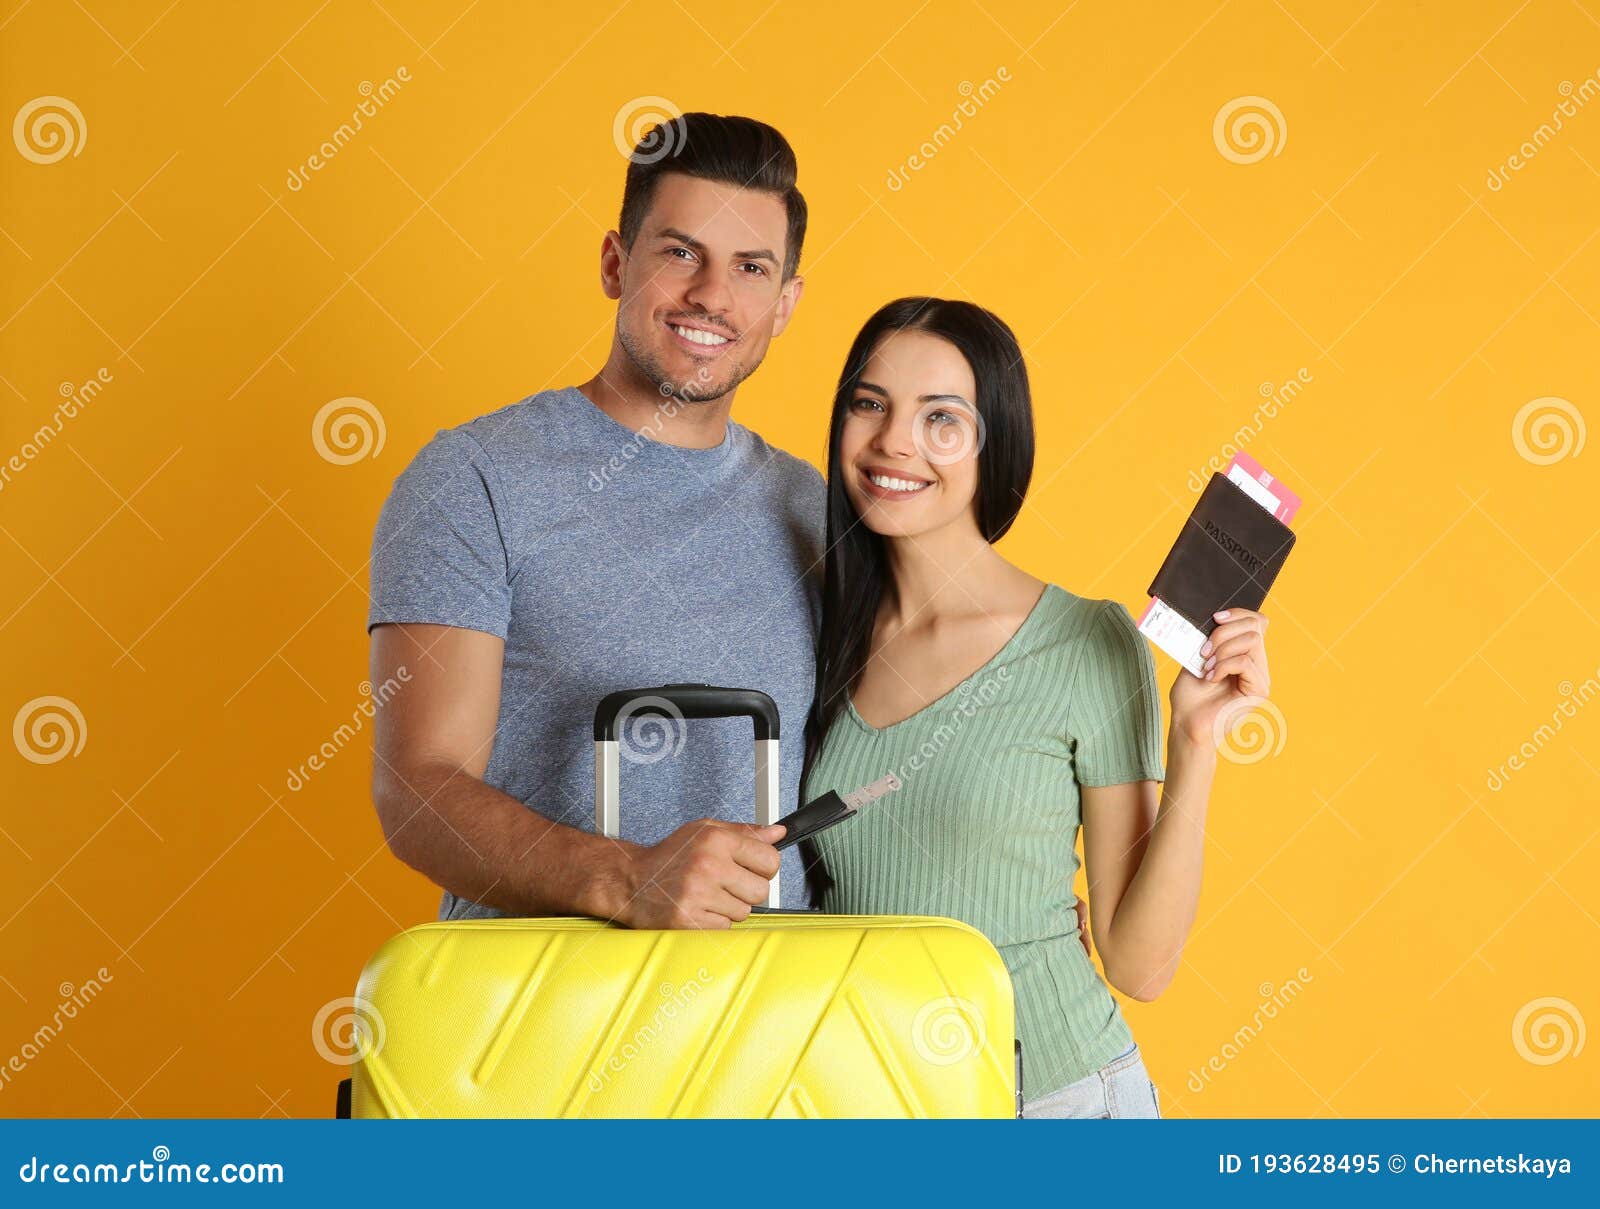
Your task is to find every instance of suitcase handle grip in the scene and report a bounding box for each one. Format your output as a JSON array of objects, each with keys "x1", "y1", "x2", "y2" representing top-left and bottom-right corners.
[
  {"x1": 592, "y1": 684, "x2": 784, "y2": 908},
  {"x1": 593, "y1": 684, "x2": 780, "y2": 741}
]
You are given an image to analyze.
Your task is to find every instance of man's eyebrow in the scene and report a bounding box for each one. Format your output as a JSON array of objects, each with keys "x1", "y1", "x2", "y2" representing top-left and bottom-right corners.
[
  {"x1": 856, "y1": 379, "x2": 974, "y2": 407},
  {"x1": 657, "y1": 226, "x2": 779, "y2": 265}
]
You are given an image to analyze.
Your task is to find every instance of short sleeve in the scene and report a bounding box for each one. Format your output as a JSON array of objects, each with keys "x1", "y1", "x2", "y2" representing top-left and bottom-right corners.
[
  {"x1": 1067, "y1": 600, "x2": 1167, "y2": 786},
  {"x1": 367, "y1": 428, "x2": 512, "y2": 639}
]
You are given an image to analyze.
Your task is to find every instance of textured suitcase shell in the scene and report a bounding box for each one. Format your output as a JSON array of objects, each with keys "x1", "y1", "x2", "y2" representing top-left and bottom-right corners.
[{"x1": 349, "y1": 912, "x2": 1016, "y2": 1118}]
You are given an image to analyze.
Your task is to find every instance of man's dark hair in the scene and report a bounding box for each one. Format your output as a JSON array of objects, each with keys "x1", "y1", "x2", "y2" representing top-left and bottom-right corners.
[{"x1": 618, "y1": 112, "x2": 807, "y2": 281}]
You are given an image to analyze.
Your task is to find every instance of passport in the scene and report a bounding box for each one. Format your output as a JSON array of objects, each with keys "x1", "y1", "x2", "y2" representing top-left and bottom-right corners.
[{"x1": 1138, "y1": 455, "x2": 1298, "y2": 674}]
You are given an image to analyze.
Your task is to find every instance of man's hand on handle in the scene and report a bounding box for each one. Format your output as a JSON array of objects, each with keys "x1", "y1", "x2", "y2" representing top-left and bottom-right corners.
[{"x1": 609, "y1": 818, "x2": 787, "y2": 930}]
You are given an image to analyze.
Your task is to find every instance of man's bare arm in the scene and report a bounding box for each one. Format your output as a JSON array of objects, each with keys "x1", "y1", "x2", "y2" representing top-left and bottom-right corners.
[
  {"x1": 370, "y1": 622, "x2": 632, "y2": 918},
  {"x1": 368, "y1": 622, "x2": 785, "y2": 927}
]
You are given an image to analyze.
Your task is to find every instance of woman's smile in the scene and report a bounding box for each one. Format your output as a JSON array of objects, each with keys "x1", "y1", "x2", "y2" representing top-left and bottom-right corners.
[{"x1": 858, "y1": 464, "x2": 934, "y2": 501}]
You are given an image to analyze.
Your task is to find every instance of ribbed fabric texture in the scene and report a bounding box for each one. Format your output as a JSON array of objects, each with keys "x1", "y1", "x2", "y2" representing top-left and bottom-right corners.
[{"x1": 802, "y1": 585, "x2": 1167, "y2": 1099}]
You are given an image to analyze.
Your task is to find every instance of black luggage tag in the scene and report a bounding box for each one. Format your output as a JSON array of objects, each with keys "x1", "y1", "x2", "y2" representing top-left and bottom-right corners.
[{"x1": 773, "y1": 773, "x2": 901, "y2": 850}]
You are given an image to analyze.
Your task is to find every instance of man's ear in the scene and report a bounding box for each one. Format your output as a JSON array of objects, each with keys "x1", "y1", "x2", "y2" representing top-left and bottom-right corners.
[
  {"x1": 769, "y1": 274, "x2": 805, "y2": 339},
  {"x1": 598, "y1": 230, "x2": 625, "y2": 301}
]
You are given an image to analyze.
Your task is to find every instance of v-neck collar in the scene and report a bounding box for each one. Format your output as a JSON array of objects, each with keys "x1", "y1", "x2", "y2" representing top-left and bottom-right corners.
[{"x1": 846, "y1": 584, "x2": 1058, "y2": 734}]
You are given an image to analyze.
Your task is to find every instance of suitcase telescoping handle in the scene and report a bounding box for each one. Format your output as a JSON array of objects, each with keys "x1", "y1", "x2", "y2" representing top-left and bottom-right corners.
[{"x1": 593, "y1": 683, "x2": 783, "y2": 908}]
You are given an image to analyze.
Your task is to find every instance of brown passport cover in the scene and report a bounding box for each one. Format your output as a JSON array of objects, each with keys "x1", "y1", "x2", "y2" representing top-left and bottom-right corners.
[{"x1": 1147, "y1": 472, "x2": 1297, "y2": 637}]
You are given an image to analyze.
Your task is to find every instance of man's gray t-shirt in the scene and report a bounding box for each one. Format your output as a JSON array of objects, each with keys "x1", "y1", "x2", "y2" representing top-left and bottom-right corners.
[{"x1": 367, "y1": 385, "x2": 826, "y2": 917}]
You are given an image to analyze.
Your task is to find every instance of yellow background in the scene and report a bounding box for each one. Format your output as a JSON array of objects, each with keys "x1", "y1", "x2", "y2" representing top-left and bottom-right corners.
[{"x1": 3, "y1": 0, "x2": 1597, "y2": 1117}]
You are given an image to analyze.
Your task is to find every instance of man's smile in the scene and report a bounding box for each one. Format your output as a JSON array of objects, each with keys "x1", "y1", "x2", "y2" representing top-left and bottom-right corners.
[{"x1": 665, "y1": 318, "x2": 735, "y2": 356}]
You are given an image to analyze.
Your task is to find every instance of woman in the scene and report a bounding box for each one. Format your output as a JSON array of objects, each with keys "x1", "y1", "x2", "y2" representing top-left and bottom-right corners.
[{"x1": 798, "y1": 297, "x2": 1274, "y2": 1119}]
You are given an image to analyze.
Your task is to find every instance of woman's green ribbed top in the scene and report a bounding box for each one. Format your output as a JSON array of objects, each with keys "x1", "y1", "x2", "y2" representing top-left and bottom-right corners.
[{"x1": 801, "y1": 584, "x2": 1168, "y2": 1099}]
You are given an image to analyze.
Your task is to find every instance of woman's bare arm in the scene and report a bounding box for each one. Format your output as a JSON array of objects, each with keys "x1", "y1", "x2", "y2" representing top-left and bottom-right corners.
[
  {"x1": 1080, "y1": 607, "x2": 1272, "y2": 1000},
  {"x1": 1080, "y1": 733, "x2": 1217, "y2": 1001}
]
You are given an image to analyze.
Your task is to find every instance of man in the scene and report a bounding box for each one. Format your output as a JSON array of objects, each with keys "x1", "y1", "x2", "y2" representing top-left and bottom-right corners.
[{"x1": 367, "y1": 113, "x2": 824, "y2": 929}]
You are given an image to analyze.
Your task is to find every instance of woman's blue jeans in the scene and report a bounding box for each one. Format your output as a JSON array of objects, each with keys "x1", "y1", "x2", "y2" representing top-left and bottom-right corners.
[{"x1": 1021, "y1": 1041, "x2": 1162, "y2": 1119}]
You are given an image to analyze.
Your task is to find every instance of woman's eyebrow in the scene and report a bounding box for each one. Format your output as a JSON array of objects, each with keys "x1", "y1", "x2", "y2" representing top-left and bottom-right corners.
[{"x1": 856, "y1": 379, "x2": 974, "y2": 408}]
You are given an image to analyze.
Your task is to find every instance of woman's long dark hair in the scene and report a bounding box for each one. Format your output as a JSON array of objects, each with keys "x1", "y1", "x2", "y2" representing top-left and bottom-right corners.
[{"x1": 800, "y1": 297, "x2": 1036, "y2": 788}]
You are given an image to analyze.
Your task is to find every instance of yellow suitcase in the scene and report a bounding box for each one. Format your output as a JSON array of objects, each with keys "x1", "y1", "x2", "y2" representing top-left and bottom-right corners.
[{"x1": 345, "y1": 686, "x2": 1019, "y2": 1118}]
